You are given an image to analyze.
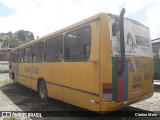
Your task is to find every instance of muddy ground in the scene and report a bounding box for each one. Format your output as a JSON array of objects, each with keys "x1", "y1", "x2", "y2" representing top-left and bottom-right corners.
[{"x1": 0, "y1": 73, "x2": 160, "y2": 120}]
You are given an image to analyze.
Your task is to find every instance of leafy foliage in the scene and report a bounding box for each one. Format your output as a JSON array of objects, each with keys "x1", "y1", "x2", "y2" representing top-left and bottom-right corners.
[
  {"x1": 14, "y1": 30, "x2": 34, "y2": 42},
  {"x1": 3, "y1": 30, "x2": 34, "y2": 44},
  {"x1": 4, "y1": 31, "x2": 20, "y2": 44}
]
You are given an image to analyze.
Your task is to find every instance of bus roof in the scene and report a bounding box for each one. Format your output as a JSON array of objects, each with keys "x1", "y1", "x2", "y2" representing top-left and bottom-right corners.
[
  {"x1": 152, "y1": 38, "x2": 160, "y2": 44},
  {"x1": 12, "y1": 12, "x2": 104, "y2": 51},
  {"x1": 12, "y1": 12, "x2": 149, "y2": 51}
]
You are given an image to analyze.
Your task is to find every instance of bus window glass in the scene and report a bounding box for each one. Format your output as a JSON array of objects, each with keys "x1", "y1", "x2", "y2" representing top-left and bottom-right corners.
[
  {"x1": 12, "y1": 52, "x2": 15, "y2": 63},
  {"x1": 33, "y1": 42, "x2": 44, "y2": 62},
  {"x1": 79, "y1": 27, "x2": 91, "y2": 60},
  {"x1": 54, "y1": 36, "x2": 63, "y2": 61},
  {"x1": 65, "y1": 26, "x2": 91, "y2": 61},
  {"x1": 13, "y1": 51, "x2": 17, "y2": 63},
  {"x1": 18, "y1": 49, "x2": 24, "y2": 62},
  {"x1": 45, "y1": 38, "x2": 54, "y2": 61},
  {"x1": 65, "y1": 30, "x2": 78, "y2": 61},
  {"x1": 33, "y1": 44, "x2": 38, "y2": 62},
  {"x1": 39, "y1": 42, "x2": 44, "y2": 61},
  {"x1": 24, "y1": 46, "x2": 31, "y2": 62},
  {"x1": 84, "y1": 45, "x2": 90, "y2": 59}
]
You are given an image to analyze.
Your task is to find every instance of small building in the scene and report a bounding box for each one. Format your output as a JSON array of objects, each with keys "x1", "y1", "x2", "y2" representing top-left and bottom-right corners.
[
  {"x1": 0, "y1": 61, "x2": 9, "y2": 72},
  {"x1": 0, "y1": 50, "x2": 10, "y2": 61}
]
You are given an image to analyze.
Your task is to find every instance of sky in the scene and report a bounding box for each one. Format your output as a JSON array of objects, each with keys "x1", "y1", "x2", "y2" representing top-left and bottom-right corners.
[{"x1": 0, "y1": 0, "x2": 160, "y2": 39}]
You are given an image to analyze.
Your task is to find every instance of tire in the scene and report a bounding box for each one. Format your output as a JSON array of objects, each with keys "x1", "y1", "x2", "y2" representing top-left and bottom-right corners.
[{"x1": 38, "y1": 80, "x2": 48, "y2": 102}]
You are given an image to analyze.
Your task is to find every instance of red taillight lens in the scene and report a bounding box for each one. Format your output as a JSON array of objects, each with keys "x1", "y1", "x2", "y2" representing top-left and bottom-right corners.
[{"x1": 103, "y1": 83, "x2": 112, "y2": 99}]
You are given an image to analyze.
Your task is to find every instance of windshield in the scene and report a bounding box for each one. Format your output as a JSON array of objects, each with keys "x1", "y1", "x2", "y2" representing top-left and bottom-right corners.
[{"x1": 109, "y1": 14, "x2": 153, "y2": 58}]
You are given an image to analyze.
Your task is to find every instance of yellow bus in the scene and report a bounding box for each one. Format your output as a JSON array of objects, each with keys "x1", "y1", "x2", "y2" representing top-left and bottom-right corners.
[{"x1": 10, "y1": 8, "x2": 154, "y2": 112}]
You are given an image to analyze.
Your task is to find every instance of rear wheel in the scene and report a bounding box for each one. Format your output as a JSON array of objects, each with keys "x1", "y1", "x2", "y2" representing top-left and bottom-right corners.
[{"x1": 38, "y1": 80, "x2": 48, "y2": 102}]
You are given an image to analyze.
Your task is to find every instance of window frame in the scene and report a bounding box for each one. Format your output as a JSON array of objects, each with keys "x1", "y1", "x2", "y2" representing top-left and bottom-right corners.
[
  {"x1": 64, "y1": 25, "x2": 91, "y2": 62},
  {"x1": 44, "y1": 35, "x2": 63, "y2": 62},
  {"x1": 53, "y1": 35, "x2": 63, "y2": 62},
  {"x1": 24, "y1": 45, "x2": 32, "y2": 63},
  {"x1": 18, "y1": 49, "x2": 24, "y2": 63},
  {"x1": 32, "y1": 41, "x2": 45, "y2": 62},
  {"x1": 12, "y1": 51, "x2": 18, "y2": 63}
]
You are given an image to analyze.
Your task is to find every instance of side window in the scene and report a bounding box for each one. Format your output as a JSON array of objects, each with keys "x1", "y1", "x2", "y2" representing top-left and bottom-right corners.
[
  {"x1": 64, "y1": 26, "x2": 91, "y2": 61},
  {"x1": 13, "y1": 51, "x2": 17, "y2": 63},
  {"x1": 18, "y1": 49, "x2": 24, "y2": 62},
  {"x1": 24, "y1": 46, "x2": 32, "y2": 62},
  {"x1": 12, "y1": 52, "x2": 15, "y2": 63},
  {"x1": 33, "y1": 44, "x2": 38, "y2": 62},
  {"x1": 45, "y1": 38, "x2": 54, "y2": 61},
  {"x1": 45, "y1": 35, "x2": 63, "y2": 62},
  {"x1": 18, "y1": 50, "x2": 21, "y2": 62},
  {"x1": 65, "y1": 30, "x2": 79, "y2": 60},
  {"x1": 15, "y1": 51, "x2": 18, "y2": 63},
  {"x1": 79, "y1": 27, "x2": 91, "y2": 60},
  {"x1": 54, "y1": 36, "x2": 63, "y2": 61},
  {"x1": 39, "y1": 42, "x2": 44, "y2": 61},
  {"x1": 33, "y1": 42, "x2": 44, "y2": 62},
  {"x1": 10, "y1": 52, "x2": 12, "y2": 63}
]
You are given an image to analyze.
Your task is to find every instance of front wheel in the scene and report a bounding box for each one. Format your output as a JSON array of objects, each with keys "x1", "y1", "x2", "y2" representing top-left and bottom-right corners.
[{"x1": 38, "y1": 80, "x2": 48, "y2": 102}]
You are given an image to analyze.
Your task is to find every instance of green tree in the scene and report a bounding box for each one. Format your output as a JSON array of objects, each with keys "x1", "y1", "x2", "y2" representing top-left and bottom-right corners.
[
  {"x1": 14, "y1": 30, "x2": 34, "y2": 42},
  {"x1": 4, "y1": 31, "x2": 20, "y2": 44}
]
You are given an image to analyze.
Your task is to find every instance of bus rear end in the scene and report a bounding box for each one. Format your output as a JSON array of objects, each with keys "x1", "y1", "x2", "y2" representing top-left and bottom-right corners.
[{"x1": 100, "y1": 10, "x2": 154, "y2": 112}]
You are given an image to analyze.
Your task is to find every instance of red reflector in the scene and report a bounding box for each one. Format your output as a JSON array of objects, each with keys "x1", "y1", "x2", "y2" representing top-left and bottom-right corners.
[
  {"x1": 95, "y1": 101, "x2": 100, "y2": 104},
  {"x1": 120, "y1": 102, "x2": 124, "y2": 105},
  {"x1": 103, "y1": 83, "x2": 112, "y2": 99},
  {"x1": 103, "y1": 83, "x2": 112, "y2": 93}
]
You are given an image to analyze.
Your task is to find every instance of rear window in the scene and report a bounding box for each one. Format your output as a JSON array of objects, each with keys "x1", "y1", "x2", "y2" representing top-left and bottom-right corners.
[{"x1": 109, "y1": 14, "x2": 153, "y2": 58}]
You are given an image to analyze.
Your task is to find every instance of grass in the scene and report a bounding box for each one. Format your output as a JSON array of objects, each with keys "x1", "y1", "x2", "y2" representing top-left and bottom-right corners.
[
  {"x1": 0, "y1": 73, "x2": 13, "y2": 86},
  {"x1": 0, "y1": 79, "x2": 13, "y2": 86}
]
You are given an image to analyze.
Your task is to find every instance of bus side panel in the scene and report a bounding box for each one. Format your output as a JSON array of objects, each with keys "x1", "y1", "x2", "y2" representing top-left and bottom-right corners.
[
  {"x1": 48, "y1": 62, "x2": 64, "y2": 101},
  {"x1": 31, "y1": 63, "x2": 52, "y2": 91},
  {"x1": 62, "y1": 62, "x2": 100, "y2": 111},
  {"x1": 63, "y1": 86, "x2": 100, "y2": 111},
  {"x1": 18, "y1": 63, "x2": 32, "y2": 89},
  {"x1": 62, "y1": 21, "x2": 100, "y2": 111}
]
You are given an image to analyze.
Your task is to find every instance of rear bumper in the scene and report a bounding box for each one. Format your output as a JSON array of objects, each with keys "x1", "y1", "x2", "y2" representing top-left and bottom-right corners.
[{"x1": 100, "y1": 90, "x2": 154, "y2": 112}]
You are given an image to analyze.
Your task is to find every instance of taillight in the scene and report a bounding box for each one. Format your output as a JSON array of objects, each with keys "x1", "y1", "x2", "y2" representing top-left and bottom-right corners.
[{"x1": 103, "y1": 83, "x2": 112, "y2": 99}]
